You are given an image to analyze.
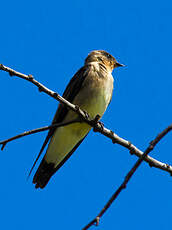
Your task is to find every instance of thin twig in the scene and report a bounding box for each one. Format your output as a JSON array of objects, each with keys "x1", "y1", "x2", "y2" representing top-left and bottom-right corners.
[
  {"x1": 82, "y1": 124, "x2": 172, "y2": 230},
  {"x1": 1, "y1": 64, "x2": 172, "y2": 176},
  {"x1": 0, "y1": 119, "x2": 80, "y2": 150}
]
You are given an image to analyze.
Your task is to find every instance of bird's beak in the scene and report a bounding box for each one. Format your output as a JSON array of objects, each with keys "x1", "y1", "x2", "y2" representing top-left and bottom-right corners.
[{"x1": 116, "y1": 62, "x2": 125, "y2": 67}]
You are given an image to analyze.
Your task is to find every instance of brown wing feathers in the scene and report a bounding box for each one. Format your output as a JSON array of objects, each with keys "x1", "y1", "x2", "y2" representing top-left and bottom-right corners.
[{"x1": 31, "y1": 65, "x2": 91, "y2": 188}]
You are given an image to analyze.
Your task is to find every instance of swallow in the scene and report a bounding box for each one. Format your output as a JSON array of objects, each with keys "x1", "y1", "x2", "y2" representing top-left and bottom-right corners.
[{"x1": 30, "y1": 50, "x2": 124, "y2": 189}]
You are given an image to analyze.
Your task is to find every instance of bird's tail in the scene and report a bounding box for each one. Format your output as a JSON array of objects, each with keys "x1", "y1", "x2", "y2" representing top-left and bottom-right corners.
[{"x1": 32, "y1": 158, "x2": 56, "y2": 189}]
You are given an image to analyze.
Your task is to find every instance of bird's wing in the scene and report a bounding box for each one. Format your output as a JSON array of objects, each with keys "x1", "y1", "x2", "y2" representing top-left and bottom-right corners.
[{"x1": 28, "y1": 64, "x2": 91, "y2": 178}]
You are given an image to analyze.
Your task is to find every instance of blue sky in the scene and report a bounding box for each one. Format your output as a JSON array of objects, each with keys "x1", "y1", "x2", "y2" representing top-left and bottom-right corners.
[{"x1": 0, "y1": 0, "x2": 172, "y2": 229}]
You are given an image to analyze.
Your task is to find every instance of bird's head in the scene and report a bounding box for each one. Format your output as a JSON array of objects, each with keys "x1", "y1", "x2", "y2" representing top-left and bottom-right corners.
[{"x1": 85, "y1": 50, "x2": 124, "y2": 72}]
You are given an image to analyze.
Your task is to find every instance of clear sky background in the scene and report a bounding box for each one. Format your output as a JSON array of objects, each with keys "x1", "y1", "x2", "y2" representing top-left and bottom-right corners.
[{"x1": 0, "y1": 0, "x2": 172, "y2": 229}]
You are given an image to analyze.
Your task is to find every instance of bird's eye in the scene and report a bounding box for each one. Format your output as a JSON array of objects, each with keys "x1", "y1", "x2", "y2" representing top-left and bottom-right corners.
[
  {"x1": 102, "y1": 51, "x2": 112, "y2": 59},
  {"x1": 106, "y1": 53, "x2": 111, "y2": 59}
]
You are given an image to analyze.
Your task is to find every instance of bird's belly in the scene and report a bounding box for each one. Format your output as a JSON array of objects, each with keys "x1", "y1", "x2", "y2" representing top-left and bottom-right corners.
[
  {"x1": 45, "y1": 122, "x2": 91, "y2": 166},
  {"x1": 80, "y1": 93, "x2": 106, "y2": 118},
  {"x1": 74, "y1": 81, "x2": 113, "y2": 119}
]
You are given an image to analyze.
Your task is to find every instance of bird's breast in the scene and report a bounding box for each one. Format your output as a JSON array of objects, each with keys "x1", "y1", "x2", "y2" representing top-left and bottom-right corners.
[{"x1": 73, "y1": 71, "x2": 114, "y2": 119}]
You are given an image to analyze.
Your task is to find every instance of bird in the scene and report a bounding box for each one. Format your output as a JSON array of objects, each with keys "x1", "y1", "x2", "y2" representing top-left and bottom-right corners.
[{"x1": 30, "y1": 50, "x2": 124, "y2": 189}]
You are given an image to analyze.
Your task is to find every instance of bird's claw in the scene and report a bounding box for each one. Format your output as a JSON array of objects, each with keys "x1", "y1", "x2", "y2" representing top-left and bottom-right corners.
[
  {"x1": 97, "y1": 121, "x2": 104, "y2": 131},
  {"x1": 83, "y1": 110, "x2": 90, "y2": 120},
  {"x1": 92, "y1": 114, "x2": 104, "y2": 132}
]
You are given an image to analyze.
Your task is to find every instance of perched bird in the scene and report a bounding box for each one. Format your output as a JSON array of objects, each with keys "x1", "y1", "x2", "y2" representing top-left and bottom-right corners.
[{"x1": 30, "y1": 50, "x2": 124, "y2": 189}]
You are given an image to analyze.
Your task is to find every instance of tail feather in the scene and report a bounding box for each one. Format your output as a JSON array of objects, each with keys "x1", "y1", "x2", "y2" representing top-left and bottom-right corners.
[
  {"x1": 33, "y1": 158, "x2": 56, "y2": 189},
  {"x1": 33, "y1": 136, "x2": 87, "y2": 189}
]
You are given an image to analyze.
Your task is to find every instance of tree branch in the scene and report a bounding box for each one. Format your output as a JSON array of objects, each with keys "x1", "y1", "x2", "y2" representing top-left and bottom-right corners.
[
  {"x1": 0, "y1": 119, "x2": 80, "y2": 150},
  {"x1": 82, "y1": 124, "x2": 172, "y2": 230},
  {"x1": 1, "y1": 64, "x2": 172, "y2": 177}
]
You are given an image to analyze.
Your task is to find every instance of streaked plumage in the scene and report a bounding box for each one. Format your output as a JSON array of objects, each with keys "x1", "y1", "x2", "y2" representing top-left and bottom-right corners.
[{"x1": 30, "y1": 50, "x2": 124, "y2": 189}]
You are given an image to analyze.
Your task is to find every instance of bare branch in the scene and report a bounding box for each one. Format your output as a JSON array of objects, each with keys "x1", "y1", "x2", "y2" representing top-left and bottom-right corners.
[
  {"x1": 1, "y1": 64, "x2": 172, "y2": 177},
  {"x1": 0, "y1": 119, "x2": 80, "y2": 150},
  {"x1": 82, "y1": 124, "x2": 172, "y2": 230},
  {"x1": 95, "y1": 125, "x2": 172, "y2": 175}
]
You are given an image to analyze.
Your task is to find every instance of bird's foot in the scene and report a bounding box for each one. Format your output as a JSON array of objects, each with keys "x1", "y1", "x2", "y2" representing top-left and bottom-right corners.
[
  {"x1": 92, "y1": 114, "x2": 104, "y2": 132},
  {"x1": 83, "y1": 110, "x2": 90, "y2": 120}
]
